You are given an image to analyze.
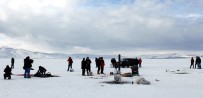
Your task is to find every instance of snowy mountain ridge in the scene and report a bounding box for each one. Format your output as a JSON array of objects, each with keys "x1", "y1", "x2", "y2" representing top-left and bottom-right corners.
[
  {"x1": 0, "y1": 47, "x2": 200, "y2": 59},
  {"x1": 0, "y1": 47, "x2": 115, "y2": 59}
]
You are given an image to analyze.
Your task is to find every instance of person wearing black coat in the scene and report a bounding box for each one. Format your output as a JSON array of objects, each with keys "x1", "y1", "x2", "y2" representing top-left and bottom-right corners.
[
  {"x1": 195, "y1": 56, "x2": 201, "y2": 69},
  {"x1": 4, "y1": 65, "x2": 12, "y2": 79},
  {"x1": 111, "y1": 58, "x2": 117, "y2": 68},
  {"x1": 23, "y1": 56, "x2": 33, "y2": 78},
  {"x1": 95, "y1": 58, "x2": 99, "y2": 68},
  {"x1": 96, "y1": 58, "x2": 100, "y2": 74},
  {"x1": 81, "y1": 58, "x2": 86, "y2": 76},
  {"x1": 34, "y1": 66, "x2": 47, "y2": 77},
  {"x1": 131, "y1": 58, "x2": 139, "y2": 75},
  {"x1": 86, "y1": 57, "x2": 91, "y2": 74},
  {"x1": 190, "y1": 57, "x2": 194, "y2": 68},
  {"x1": 38, "y1": 66, "x2": 47, "y2": 76}
]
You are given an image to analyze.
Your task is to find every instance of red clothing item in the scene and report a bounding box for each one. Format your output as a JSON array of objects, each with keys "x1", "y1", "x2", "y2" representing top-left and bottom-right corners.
[
  {"x1": 138, "y1": 59, "x2": 142, "y2": 64},
  {"x1": 68, "y1": 58, "x2": 73, "y2": 64},
  {"x1": 99, "y1": 60, "x2": 105, "y2": 67}
]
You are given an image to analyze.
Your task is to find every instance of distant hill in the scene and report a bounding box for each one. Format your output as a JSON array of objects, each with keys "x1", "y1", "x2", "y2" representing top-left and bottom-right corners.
[
  {"x1": 0, "y1": 47, "x2": 116, "y2": 59},
  {"x1": 0, "y1": 47, "x2": 201, "y2": 59}
]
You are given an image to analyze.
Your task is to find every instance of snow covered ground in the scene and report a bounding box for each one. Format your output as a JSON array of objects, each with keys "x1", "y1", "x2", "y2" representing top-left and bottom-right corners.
[{"x1": 0, "y1": 58, "x2": 203, "y2": 98}]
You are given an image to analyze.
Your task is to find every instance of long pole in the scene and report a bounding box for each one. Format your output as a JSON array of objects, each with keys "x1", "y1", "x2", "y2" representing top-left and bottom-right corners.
[{"x1": 118, "y1": 54, "x2": 121, "y2": 72}]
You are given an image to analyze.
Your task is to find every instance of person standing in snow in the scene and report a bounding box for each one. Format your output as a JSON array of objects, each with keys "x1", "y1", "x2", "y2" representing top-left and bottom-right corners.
[
  {"x1": 67, "y1": 57, "x2": 73, "y2": 71},
  {"x1": 23, "y1": 56, "x2": 34, "y2": 78},
  {"x1": 81, "y1": 58, "x2": 86, "y2": 76},
  {"x1": 195, "y1": 56, "x2": 201, "y2": 69},
  {"x1": 135, "y1": 58, "x2": 139, "y2": 67},
  {"x1": 96, "y1": 58, "x2": 100, "y2": 74},
  {"x1": 190, "y1": 57, "x2": 194, "y2": 68},
  {"x1": 95, "y1": 58, "x2": 99, "y2": 68},
  {"x1": 111, "y1": 58, "x2": 117, "y2": 68},
  {"x1": 131, "y1": 58, "x2": 139, "y2": 75},
  {"x1": 138, "y1": 58, "x2": 142, "y2": 68},
  {"x1": 99, "y1": 57, "x2": 105, "y2": 74},
  {"x1": 199, "y1": 57, "x2": 202, "y2": 69},
  {"x1": 86, "y1": 57, "x2": 91, "y2": 74},
  {"x1": 11, "y1": 58, "x2": 15, "y2": 69}
]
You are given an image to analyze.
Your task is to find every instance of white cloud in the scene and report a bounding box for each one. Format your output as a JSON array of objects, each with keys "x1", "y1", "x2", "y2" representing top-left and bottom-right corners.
[
  {"x1": 0, "y1": 33, "x2": 53, "y2": 52},
  {"x1": 0, "y1": 8, "x2": 7, "y2": 21},
  {"x1": 0, "y1": 0, "x2": 203, "y2": 55}
]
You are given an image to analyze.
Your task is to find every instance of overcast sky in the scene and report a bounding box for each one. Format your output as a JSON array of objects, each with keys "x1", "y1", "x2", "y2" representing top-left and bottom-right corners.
[{"x1": 0, "y1": 0, "x2": 203, "y2": 55}]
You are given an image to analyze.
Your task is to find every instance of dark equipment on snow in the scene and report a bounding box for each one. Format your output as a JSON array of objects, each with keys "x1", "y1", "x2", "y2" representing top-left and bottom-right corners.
[
  {"x1": 118, "y1": 54, "x2": 121, "y2": 71},
  {"x1": 120, "y1": 58, "x2": 139, "y2": 68},
  {"x1": 34, "y1": 66, "x2": 58, "y2": 78}
]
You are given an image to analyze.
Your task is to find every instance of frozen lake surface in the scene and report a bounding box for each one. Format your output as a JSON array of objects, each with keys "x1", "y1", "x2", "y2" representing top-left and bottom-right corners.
[{"x1": 0, "y1": 58, "x2": 203, "y2": 98}]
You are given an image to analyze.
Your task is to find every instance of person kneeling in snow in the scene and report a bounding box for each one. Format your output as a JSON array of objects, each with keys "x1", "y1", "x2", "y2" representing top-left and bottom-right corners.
[
  {"x1": 4, "y1": 65, "x2": 12, "y2": 80},
  {"x1": 34, "y1": 66, "x2": 47, "y2": 77}
]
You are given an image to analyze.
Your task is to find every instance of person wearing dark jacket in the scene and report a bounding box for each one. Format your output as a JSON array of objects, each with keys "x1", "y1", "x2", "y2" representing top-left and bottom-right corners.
[
  {"x1": 81, "y1": 58, "x2": 86, "y2": 76},
  {"x1": 138, "y1": 58, "x2": 142, "y2": 68},
  {"x1": 111, "y1": 58, "x2": 117, "y2": 68},
  {"x1": 11, "y1": 58, "x2": 15, "y2": 69},
  {"x1": 131, "y1": 58, "x2": 139, "y2": 75},
  {"x1": 34, "y1": 66, "x2": 47, "y2": 77},
  {"x1": 95, "y1": 58, "x2": 99, "y2": 68},
  {"x1": 96, "y1": 58, "x2": 100, "y2": 74},
  {"x1": 190, "y1": 57, "x2": 194, "y2": 68},
  {"x1": 195, "y1": 56, "x2": 201, "y2": 69},
  {"x1": 67, "y1": 57, "x2": 73, "y2": 71},
  {"x1": 99, "y1": 57, "x2": 105, "y2": 74},
  {"x1": 4, "y1": 65, "x2": 12, "y2": 79},
  {"x1": 135, "y1": 58, "x2": 139, "y2": 67},
  {"x1": 86, "y1": 57, "x2": 91, "y2": 74},
  {"x1": 39, "y1": 66, "x2": 47, "y2": 76},
  {"x1": 23, "y1": 56, "x2": 33, "y2": 78}
]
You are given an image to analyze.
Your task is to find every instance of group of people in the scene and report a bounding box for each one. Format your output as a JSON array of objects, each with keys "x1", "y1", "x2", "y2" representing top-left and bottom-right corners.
[
  {"x1": 4, "y1": 56, "x2": 47, "y2": 79},
  {"x1": 190, "y1": 56, "x2": 201, "y2": 69},
  {"x1": 67, "y1": 57, "x2": 106, "y2": 76},
  {"x1": 3, "y1": 56, "x2": 202, "y2": 80},
  {"x1": 95, "y1": 57, "x2": 105, "y2": 74},
  {"x1": 133, "y1": 58, "x2": 142, "y2": 68},
  {"x1": 81, "y1": 57, "x2": 92, "y2": 76}
]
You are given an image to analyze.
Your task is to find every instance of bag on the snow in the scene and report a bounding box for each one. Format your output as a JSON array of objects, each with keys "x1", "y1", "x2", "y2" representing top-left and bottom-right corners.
[{"x1": 136, "y1": 77, "x2": 150, "y2": 85}]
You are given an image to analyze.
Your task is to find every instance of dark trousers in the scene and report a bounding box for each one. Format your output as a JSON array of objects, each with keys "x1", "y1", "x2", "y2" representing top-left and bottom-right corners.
[
  {"x1": 197, "y1": 63, "x2": 201, "y2": 69},
  {"x1": 4, "y1": 74, "x2": 11, "y2": 79},
  {"x1": 67, "y1": 64, "x2": 72, "y2": 71},
  {"x1": 82, "y1": 68, "x2": 86, "y2": 75},
  {"x1": 190, "y1": 63, "x2": 194, "y2": 68},
  {"x1": 97, "y1": 66, "x2": 100, "y2": 74},
  {"x1": 24, "y1": 68, "x2": 31, "y2": 78},
  {"x1": 87, "y1": 68, "x2": 91, "y2": 74},
  {"x1": 101, "y1": 66, "x2": 104, "y2": 74}
]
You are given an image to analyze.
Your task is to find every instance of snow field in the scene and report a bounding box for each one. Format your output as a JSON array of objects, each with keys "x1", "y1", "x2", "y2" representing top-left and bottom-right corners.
[{"x1": 0, "y1": 58, "x2": 203, "y2": 98}]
